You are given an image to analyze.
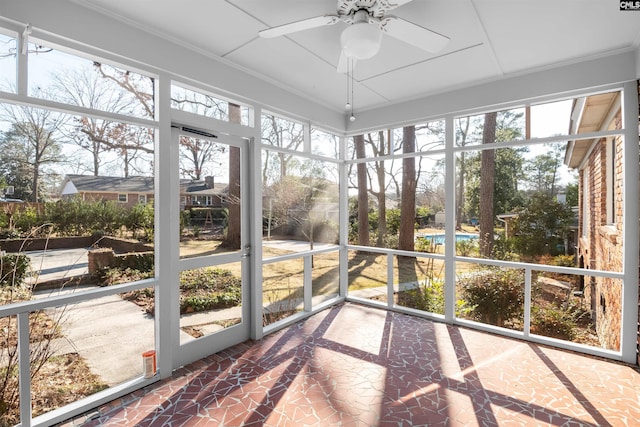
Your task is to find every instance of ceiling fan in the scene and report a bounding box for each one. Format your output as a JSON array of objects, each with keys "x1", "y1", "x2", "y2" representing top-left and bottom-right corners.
[{"x1": 258, "y1": 0, "x2": 450, "y2": 72}]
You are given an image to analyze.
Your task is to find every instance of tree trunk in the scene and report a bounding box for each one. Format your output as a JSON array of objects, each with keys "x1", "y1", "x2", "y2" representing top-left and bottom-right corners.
[
  {"x1": 31, "y1": 162, "x2": 40, "y2": 203},
  {"x1": 479, "y1": 112, "x2": 497, "y2": 258},
  {"x1": 376, "y1": 132, "x2": 387, "y2": 246},
  {"x1": 354, "y1": 135, "x2": 369, "y2": 246},
  {"x1": 398, "y1": 126, "x2": 416, "y2": 252},
  {"x1": 456, "y1": 151, "x2": 465, "y2": 229},
  {"x1": 376, "y1": 168, "x2": 386, "y2": 246},
  {"x1": 221, "y1": 103, "x2": 242, "y2": 249},
  {"x1": 456, "y1": 118, "x2": 470, "y2": 229}
]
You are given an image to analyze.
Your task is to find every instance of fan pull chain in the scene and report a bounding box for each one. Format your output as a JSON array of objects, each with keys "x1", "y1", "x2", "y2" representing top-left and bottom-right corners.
[
  {"x1": 349, "y1": 57, "x2": 355, "y2": 122},
  {"x1": 345, "y1": 55, "x2": 351, "y2": 110}
]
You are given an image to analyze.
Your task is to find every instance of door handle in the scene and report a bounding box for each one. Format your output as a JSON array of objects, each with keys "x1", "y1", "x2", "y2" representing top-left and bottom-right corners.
[{"x1": 241, "y1": 244, "x2": 251, "y2": 258}]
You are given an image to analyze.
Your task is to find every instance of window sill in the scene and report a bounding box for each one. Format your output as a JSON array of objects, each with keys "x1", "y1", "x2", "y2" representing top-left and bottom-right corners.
[{"x1": 597, "y1": 225, "x2": 619, "y2": 244}]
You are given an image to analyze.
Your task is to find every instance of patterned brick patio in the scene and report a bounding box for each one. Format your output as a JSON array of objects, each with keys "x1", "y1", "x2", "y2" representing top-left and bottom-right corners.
[{"x1": 60, "y1": 302, "x2": 640, "y2": 426}]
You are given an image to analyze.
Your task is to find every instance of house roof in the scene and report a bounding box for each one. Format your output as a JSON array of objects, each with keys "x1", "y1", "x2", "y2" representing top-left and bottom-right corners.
[
  {"x1": 564, "y1": 92, "x2": 621, "y2": 169},
  {"x1": 62, "y1": 175, "x2": 229, "y2": 196},
  {"x1": 180, "y1": 179, "x2": 228, "y2": 196},
  {"x1": 62, "y1": 175, "x2": 155, "y2": 194}
]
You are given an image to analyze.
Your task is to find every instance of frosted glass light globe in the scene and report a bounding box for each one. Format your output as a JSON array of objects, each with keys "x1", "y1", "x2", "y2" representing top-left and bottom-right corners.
[{"x1": 341, "y1": 22, "x2": 381, "y2": 60}]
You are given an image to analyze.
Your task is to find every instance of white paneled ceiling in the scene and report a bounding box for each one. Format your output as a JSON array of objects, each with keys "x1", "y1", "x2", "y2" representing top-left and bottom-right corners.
[{"x1": 74, "y1": 0, "x2": 640, "y2": 113}]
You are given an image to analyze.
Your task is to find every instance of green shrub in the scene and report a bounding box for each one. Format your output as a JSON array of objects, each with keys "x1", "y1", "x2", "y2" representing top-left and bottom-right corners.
[
  {"x1": 179, "y1": 268, "x2": 241, "y2": 313},
  {"x1": 114, "y1": 252, "x2": 154, "y2": 273},
  {"x1": 124, "y1": 203, "x2": 154, "y2": 240},
  {"x1": 398, "y1": 279, "x2": 445, "y2": 314},
  {"x1": 492, "y1": 235, "x2": 520, "y2": 261},
  {"x1": 456, "y1": 238, "x2": 478, "y2": 257},
  {"x1": 13, "y1": 207, "x2": 40, "y2": 234},
  {"x1": 0, "y1": 228, "x2": 20, "y2": 239},
  {"x1": 0, "y1": 212, "x2": 7, "y2": 228},
  {"x1": 96, "y1": 267, "x2": 153, "y2": 286},
  {"x1": 460, "y1": 268, "x2": 524, "y2": 327},
  {"x1": 0, "y1": 253, "x2": 30, "y2": 287},
  {"x1": 550, "y1": 254, "x2": 576, "y2": 267},
  {"x1": 44, "y1": 198, "x2": 126, "y2": 236},
  {"x1": 179, "y1": 267, "x2": 240, "y2": 291},
  {"x1": 415, "y1": 237, "x2": 438, "y2": 253},
  {"x1": 531, "y1": 306, "x2": 576, "y2": 340},
  {"x1": 386, "y1": 208, "x2": 401, "y2": 235}
]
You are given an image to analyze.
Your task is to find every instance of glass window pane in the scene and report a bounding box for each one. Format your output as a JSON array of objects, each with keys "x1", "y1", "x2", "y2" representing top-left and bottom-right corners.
[
  {"x1": 347, "y1": 249, "x2": 389, "y2": 302},
  {"x1": 393, "y1": 255, "x2": 445, "y2": 315},
  {"x1": 415, "y1": 120, "x2": 445, "y2": 152},
  {"x1": 170, "y1": 83, "x2": 251, "y2": 126},
  {"x1": 529, "y1": 99, "x2": 573, "y2": 138},
  {"x1": 29, "y1": 291, "x2": 155, "y2": 419},
  {"x1": 263, "y1": 258, "x2": 303, "y2": 326},
  {"x1": 0, "y1": 314, "x2": 20, "y2": 426},
  {"x1": 261, "y1": 113, "x2": 303, "y2": 150},
  {"x1": 455, "y1": 108, "x2": 525, "y2": 147},
  {"x1": 179, "y1": 263, "x2": 243, "y2": 344},
  {"x1": 310, "y1": 127, "x2": 339, "y2": 158},
  {"x1": 457, "y1": 143, "x2": 580, "y2": 264},
  {"x1": 0, "y1": 103, "x2": 155, "y2": 303},
  {"x1": 0, "y1": 32, "x2": 16, "y2": 92},
  {"x1": 348, "y1": 151, "x2": 445, "y2": 251},
  {"x1": 567, "y1": 91, "x2": 622, "y2": 135},
  {"x1": 530, "y1": 271, "x2": 617, "y2": 350},
  {"x1": 179, "y1": 136, "x2": 240, "y2": 259},
  {"x1": 262, "y1": 152, "x2": 339, "y2": 257},
  {"x1": 28, "y1": 41, "x2": 154, "y2": 119},
  {"x1": 457, "y1": 264, "x2": 525, "y2": 331},
  {"x1": 311, "y1": 250, "x2": 339, "y2": 307}
]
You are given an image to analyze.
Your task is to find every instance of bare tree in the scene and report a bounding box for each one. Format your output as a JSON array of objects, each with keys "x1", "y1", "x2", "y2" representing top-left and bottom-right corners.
[
  {"x1": 261, "y1": 114, "x2": 304, "y2": 180},
  {"x1": 179, "y1": 135, "x2": 222, "y2": 180},
  {"x1": 364, "y1": 131, "x2": 390, "y2": 246},
  {"x1": 0, "y1": 101, "x2": 66, "y2": 201}
]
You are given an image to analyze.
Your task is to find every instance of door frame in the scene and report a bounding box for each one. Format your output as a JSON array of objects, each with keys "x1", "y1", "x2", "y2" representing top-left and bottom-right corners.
[{"x1": 162, "y1": 124, "x2": 251, "y2": 370}]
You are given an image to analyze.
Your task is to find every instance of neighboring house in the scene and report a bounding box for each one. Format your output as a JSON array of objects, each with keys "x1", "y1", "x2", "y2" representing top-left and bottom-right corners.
[
  {"x1": 564, "y1": 91, "x2": 627, "y2": 351},
  {"x1": 60, "y1": 175, "x2": 228, "y2": 210},
  {"x1": 60, "y1": 175, "x2": 155, "y2": 208},
  {"x1": 179, "y1": 176, "x2": 229, "y2": 209}
]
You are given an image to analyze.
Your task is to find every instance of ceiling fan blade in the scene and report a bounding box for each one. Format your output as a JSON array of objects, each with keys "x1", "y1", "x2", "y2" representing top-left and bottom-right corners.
[
  {"x1": 337, "y1": 49, "x2": 357, "y2": 74},
  {"x1": 259, "y1": 15, "x2": 341, "y2": 38},
  {"x1": 386, "y1": 0, "x2": 415, "y2": 9},
  {"x1": 380, "y1": 16, "x2": 449, "y2": 53}
]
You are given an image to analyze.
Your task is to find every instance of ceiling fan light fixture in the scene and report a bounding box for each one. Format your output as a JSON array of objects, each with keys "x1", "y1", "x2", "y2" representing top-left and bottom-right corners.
[{"x1": 340, "y1": 22, "x2": 382, "y2": 60}]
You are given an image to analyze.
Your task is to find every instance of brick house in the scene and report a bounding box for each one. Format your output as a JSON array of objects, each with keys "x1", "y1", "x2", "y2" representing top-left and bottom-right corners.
[
  {"x1": 60, "y1": 175, "x2": 228, "y2": 209},
  {"x1": 179, "y1": 176, "x2": 228, "y2": 209},
  {"x1": 60, "y1": 175, "x2": 155, "y2": 208},
  {"x1": 564, "y1": 88, "x2": 637, "y2": 352}
]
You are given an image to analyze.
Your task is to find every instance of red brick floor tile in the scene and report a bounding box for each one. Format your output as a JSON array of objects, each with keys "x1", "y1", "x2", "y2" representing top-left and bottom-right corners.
[{"x1": 58, "y1": 302, "x2": 640, "y2": 427}]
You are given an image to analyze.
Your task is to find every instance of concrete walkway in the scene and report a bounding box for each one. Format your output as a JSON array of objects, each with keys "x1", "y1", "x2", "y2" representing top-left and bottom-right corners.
[
  {"x1": 33, "y1": 286, "x2": 158, "y2": 386},
  {"x1": 25, "y1": 248, "x2": 90, "y2": 285}
]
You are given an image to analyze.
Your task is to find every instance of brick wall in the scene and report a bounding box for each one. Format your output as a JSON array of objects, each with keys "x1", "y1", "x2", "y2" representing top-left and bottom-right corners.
[
  {"x1": 80, "y1": 192, "x2": 153, "y2": 209},
  {"x1": 577, "y1": 112, "x2": 624, "y2": 351}
]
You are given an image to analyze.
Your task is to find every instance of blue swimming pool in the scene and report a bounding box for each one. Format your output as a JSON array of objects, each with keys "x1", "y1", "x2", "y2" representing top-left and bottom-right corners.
[{"x1": 418, "y1": 233, "x2": 478, "y2": 245}]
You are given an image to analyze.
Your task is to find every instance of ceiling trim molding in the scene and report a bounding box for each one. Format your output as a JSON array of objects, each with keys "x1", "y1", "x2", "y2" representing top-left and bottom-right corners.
[{"x1": 347, "y1": 49, "x2": 637, "y2": 134}]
